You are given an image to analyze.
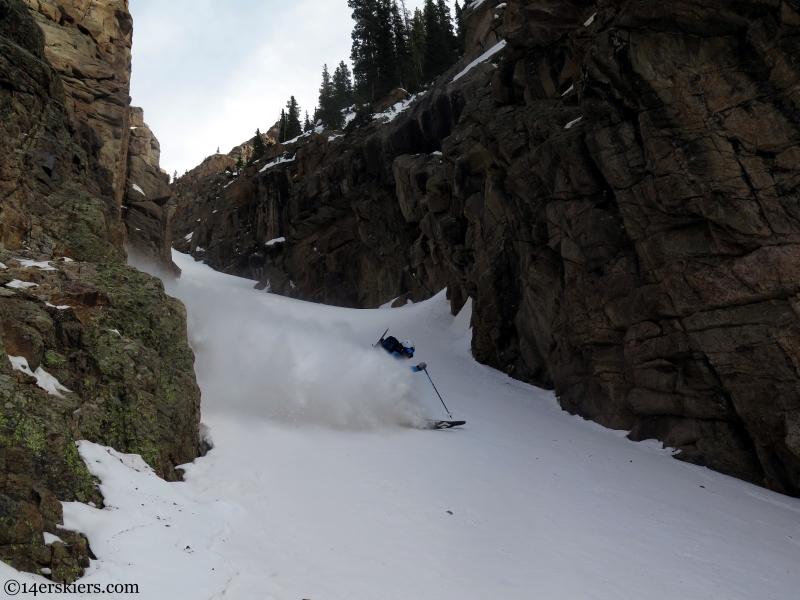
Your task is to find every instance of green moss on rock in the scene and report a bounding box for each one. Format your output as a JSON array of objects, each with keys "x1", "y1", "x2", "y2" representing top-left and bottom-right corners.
[
  {"x1": 43, "y1": 350, "x2": 66, "y2": 369},
  {"x1": 41, "y1": 184, "x2": 125, "y2": 264}
]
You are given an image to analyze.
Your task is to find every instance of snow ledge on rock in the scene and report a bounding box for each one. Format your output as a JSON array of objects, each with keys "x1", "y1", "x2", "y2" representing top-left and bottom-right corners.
[{"x1": 452, "y1": 40, "x2": 508, "y2": 83}]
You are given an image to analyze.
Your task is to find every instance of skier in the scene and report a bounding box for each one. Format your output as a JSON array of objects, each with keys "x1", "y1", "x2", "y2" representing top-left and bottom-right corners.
[
  {"x1": 375, "y1": 329, "x2": 464, "y2": 428},
  {"x1": 379, "y1": 335, "x2": 415, "y2": 359},
  {"x1": 377, "y1": 335, "x2": 427, "y2": 372}
]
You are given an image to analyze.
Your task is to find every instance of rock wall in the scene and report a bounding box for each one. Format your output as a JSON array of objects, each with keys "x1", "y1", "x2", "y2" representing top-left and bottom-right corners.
[
  {"x1": 124, "y1": 106, "x2": 178, "y2": 273},
  {"x1": 173, "y1": 0, "x2": 800, "y2": 497},
  {"x1": 0, "y1": 0, "x2": 200, "y2": 581},
  {"x1": 22, "y1": 0, "x2": 133, "y2": 211},
  {"x1": 22, "y1": 0, "x2": 176, "y2": 272}
]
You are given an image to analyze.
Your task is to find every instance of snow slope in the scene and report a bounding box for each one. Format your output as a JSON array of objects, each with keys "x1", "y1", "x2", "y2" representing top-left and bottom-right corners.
[{"x1": 3, "y1": 251, "x2": 799, "y2": 599}]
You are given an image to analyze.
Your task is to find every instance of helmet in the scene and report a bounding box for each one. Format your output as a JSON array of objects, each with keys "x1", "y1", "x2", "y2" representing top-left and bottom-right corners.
[{"x1": 402, "y1": 340, "x2": 415, "y2": 356}]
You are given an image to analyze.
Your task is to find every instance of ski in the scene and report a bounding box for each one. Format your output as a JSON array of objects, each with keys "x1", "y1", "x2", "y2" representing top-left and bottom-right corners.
[
  {"x1": 426, "y1": 420, "x2": 466, "y2": 430},
  {"x1": 373, "y1": 327, "x2": 390, "y2": 347}
]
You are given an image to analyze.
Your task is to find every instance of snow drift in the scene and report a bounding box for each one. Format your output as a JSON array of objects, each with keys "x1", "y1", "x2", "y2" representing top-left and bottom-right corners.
[
  {"x1": 136, "y1": 255, "x2": 427, "y2": 430},
  {"x1": 11, "y1": 251, "x2": 795, "y2": 600}
]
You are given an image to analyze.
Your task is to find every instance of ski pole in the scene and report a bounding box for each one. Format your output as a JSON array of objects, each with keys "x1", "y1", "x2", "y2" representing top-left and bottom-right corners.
[{"x1": 423, "y1": 368, "x2": 452, "y2": 419}]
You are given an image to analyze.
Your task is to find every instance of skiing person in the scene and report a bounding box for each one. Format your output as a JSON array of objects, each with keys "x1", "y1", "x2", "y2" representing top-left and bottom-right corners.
[
  {"x1": 378, "y1": 335, "x2": 427, "y2": 372},
  {"x1": 379, "y1": 335, "x2": 415, "y2": 360},
  {"x1": 375, "y1": 329, "x2": 463, "y2": 427}
]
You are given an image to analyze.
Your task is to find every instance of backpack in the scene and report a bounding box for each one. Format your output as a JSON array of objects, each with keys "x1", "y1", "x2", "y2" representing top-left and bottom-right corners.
[{"x1": 380, "y1": 336, "x2": 403, "y2": 355}]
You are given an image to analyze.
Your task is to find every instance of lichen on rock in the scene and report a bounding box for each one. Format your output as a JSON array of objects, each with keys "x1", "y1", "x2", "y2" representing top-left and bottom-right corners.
[{"x1": 0, "y1": 0, "x2": 202, "y2": 582}]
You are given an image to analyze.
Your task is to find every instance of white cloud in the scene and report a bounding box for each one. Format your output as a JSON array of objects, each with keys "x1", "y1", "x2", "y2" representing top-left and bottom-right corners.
[{"x1": 129, "y1": 0, "x2": 444, "y2": 176}]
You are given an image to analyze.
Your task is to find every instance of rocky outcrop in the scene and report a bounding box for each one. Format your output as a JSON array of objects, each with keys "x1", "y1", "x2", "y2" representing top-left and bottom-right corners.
[
  {"x1": 173, "y1": 0, "x2": 800, "y2": 497},
  {"x1": 123, "y1": 107, "x2": 177, "y2": 273},
  {"x1": 461, "y1": 0, "x2": 505, "y2": 62},
  {"x1": 0, "y1": 0, "x2": 122, "y2": 260},
  {"x1": 0, "y1": 0, "x2": 200, "y2": 581},
  {"x1": 227, "y1": 128, "x2": 277, "y2": 167},
  {"x1": 21, "y1": 0, "x2": 177, "y2": 273},
  {"x1": 0, "y1": 249, "x2": 200, "y2": 579},
  {"x1": 22, "y1": 0, "x2": 133, "y2": 211},
  {"x1": 176, "y1": 154, "x2": 237, "y2": 189}
]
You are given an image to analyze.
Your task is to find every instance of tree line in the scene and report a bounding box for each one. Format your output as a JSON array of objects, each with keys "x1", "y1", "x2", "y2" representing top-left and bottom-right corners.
[
  {"x1": 245, "y1": 0, "x2": 464, "y2": 165},
  {"x1": 348, "y1": 0, "x2": 463, "y2": 104},
  {"x1": 317, "y1": 0, "x2": 464, "y2": 129}
]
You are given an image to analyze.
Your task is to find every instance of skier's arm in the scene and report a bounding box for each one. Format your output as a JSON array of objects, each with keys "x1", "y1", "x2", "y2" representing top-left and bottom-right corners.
[{"x1": 410, "y1": 362, "x2": 427, "y2": 373}]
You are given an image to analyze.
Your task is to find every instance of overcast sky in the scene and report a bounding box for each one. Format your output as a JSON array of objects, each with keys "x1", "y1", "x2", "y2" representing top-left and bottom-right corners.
[{"x1": 128, "y1": 0, "x2": 446, "y2": 177}]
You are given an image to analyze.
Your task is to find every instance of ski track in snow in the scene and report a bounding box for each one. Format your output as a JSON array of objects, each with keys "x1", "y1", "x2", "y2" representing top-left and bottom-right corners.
[{"x1": 3, "y1": 250, "x2": 799, "y2": 599}]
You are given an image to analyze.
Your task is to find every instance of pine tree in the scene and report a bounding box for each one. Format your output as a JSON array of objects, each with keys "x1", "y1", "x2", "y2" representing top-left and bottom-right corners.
[
  {"x1": 285, "y1": 96, "x2": 303, "y2": 140},
  {"x1": 422, "y1": 0, "x2": 457, "y2": 83},
  {"x1": 333, "y1": 62, "x2": 354, "y2": 128},
  {"x1": 346, "y1": 0, "x2": 462, "y2": 108},
  {"x1": 236, "y1": 156, "x2": 243, "y2": 170},
  {"x1": 332, "y1": 61, "x2": 354, "y2": 111},
  {"x1": 348, "y1": 0, "x2": 397, "y2": 102},
  {"x1": 217, "y1": 146, "x2": 220, "y2": 154},
  {"x1": 173, "y1": 170, "x2": 178, "y2": 181},
  {"x1": 304, "y1": 111, "x2": 313, "y2": 132},
  {"x1": 374, "y1": 0, "x2": 398, "y2": 99},
  {"x1": 349, "y1": 0, "x2": 377, "y2": 101},
  {"x1": 422, "y1": 0, "x2": 440, "y2": 82},
  {"x1": 439, "y1": 0, "x2": 459, "y2": 61},
  {"x1": 316, "y1": 62, "x2": 354, "y2": 130},
  {"x1": 278, "y1": 109, "x2": 287, "y2": 143},
  {"x1": 409, "y1": 8, "x2": 426, "y2": 91},
  {"x1": 454, "y1": 1, "x2": 465, "y2": 55},
  {"x1": 318, "y1": 63, "x2": 338, "y2": 128},
  {"x1": 251, "y1": 129, "x2": 267, "y2": 163},
  {"x1": 391, "y1": 0, "x2": 412, "y2": 90}
]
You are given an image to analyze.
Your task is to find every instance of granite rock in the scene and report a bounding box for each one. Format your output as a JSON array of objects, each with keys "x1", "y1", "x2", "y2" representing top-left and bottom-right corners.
[{"x1": 0, "y1": 0, "x2": 201, "y2": 579}]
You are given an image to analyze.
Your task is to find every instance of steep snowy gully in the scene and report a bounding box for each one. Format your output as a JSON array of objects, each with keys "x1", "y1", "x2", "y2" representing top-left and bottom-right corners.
[{"x1": 2, "y1": 252, "x2": 799, "y2": 599}]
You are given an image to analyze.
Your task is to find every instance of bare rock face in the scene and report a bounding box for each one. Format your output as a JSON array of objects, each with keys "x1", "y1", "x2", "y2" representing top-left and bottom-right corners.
[
  {"x1": 461, "y1": 0, "x2": 506, "y2": 61},
  {"x1": 0, "y1": 0, "x2": 125, "y2": 259},
  {"x1": 174, "y1": 0, "x2": 800, "y2": 497},
  {"x1": 227, "y1": 129, "x2": 277, "y2": 167},
  {"x1": 124, "y1": 106, "x2": 178, "y2": 273},
  {"x1": 21, "y1": 0, "x2": 176, "y2": 273},
  {"x1": 0, "y1": 0, "x2": 201, "y2": 580},
  {"x1": 22, "y1": 0, "x2": 133, "y2": 211}
]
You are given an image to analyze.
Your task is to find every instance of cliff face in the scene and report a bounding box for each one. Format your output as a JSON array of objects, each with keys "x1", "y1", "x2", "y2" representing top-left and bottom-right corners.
[
  {"x1": 173, "y1": 0, "x2": 800, "y2": 497},
  {"x1": 22, "y1": 0, "x2": 176, "y2": 271},
  {"x1": 22, "y1": 0, "x2": 133, "y2": 210},
  {"x1": 0, "y1": 0, "x2": 199, "y2": 581},
  {"x1": 124, "y1": 106, "x2": 177, "y2": 272}
]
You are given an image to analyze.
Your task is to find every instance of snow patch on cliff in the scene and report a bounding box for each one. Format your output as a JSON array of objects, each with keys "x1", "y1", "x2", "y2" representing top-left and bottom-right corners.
[
  {"x1": 9, "y1": 356, "x2": 72, "y2": 397},
  {"x1": 452, "y1": 40, "x2": 508, "y2": 82}
]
